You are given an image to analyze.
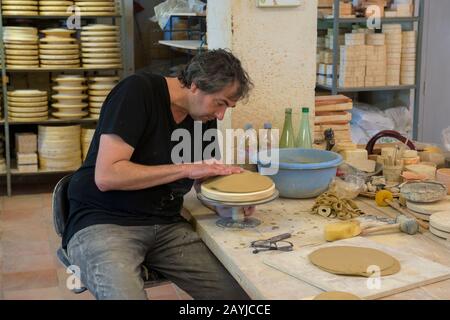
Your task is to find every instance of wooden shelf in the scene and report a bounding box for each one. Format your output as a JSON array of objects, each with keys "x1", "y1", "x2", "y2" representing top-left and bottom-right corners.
[
  {"x1": 6, "y1": 118, "x2": 98, "y2": 125},
  {"x1": 2, "y1": 15, "x2": 121, "y2": 19},
  {"x1": 319, "y1": 17, "x2": 420, "y2": 23},
  {"x1": 316, "y1": 84, "x2": 416, "y2": 92},
  {"x1": 10, "y1": 168, "x2": 76, "y2": 176},
  {"x1": 158, "y1": 40, "x2": 207, "y2": 51},
  {"x1": 6, "y1": 67, "x2": 122, "y2": 73}
]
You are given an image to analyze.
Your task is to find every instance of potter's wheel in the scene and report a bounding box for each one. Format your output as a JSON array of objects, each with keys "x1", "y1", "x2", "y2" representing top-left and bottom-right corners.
[{"x1": 197, "y1": 190, "x2": 279, "y2": 229}]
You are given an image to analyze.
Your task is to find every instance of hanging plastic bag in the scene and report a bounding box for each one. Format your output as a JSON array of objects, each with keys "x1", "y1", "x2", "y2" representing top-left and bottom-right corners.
[{"x1": 151, "y1": 0, "x2": 206, "y2": 30}]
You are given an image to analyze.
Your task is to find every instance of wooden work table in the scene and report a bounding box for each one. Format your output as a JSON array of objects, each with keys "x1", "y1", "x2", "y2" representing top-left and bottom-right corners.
[{"x1": 182, "y1": 189, "x2": 450, "y2": 300}]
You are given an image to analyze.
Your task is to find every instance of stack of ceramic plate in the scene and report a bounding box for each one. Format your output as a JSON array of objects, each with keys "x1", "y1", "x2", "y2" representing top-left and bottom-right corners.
[
  {"x1": 87, "y1": 75, "x2": 118, "y2": 118},
  {"x1": 74, "y1": 0, "x2": 117, "y2": 16},
  {"x1": 2, "y1": 0, "x2": 39, "y2": 16},
  {"x1": 39, "y1": 0, "x2": 74, "y2": 16},
  {"x1": 430, "y1": 211, "x2": 450, "y2": 240},
  {"x1": 3, "y1": 27, "x2": 39, "y2": 69},
  {"x1": 39, "y1": 28, "x2": 80, "y2": 68},
  {"x1": 51, "y1": 75, "x2": 88, "y2": 119},
  {"x1": 7, "y1": 90, "x2": 48, "y2": 122},
  {"x1": 81, "y1": 126, "x2": 95, "y2": 161},
  {"x1": 80, "y1": 24, "x2": 121, "y2": 68},
  {"x1": 38, "y1": 125, "x2": 82, "y2": 171}
]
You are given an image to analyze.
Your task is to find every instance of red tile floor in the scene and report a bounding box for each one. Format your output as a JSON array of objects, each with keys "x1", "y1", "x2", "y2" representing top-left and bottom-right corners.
[{"x1": 0, "y1": 193, "x2": 192, "y2": 300}]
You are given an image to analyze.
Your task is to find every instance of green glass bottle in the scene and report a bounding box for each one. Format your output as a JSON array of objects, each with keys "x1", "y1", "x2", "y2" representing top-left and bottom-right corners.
[
  {"x1": 296, "y1": 107, "x2": 313, "y2": 149},
  {"x1": 280, "y1": 108, "x2": 295, "y2": 148}
]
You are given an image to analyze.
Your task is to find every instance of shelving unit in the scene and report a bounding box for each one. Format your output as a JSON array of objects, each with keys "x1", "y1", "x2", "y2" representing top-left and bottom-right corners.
[
  {"x1": 0, "y1": 0, "x2": 134, "y2": 196},
  {"x1": 156, "y1": 12, "x2": 207, "y2": 59},
  {"x1": 316, "y1": 0, "x2": 424, "y2": 139}
]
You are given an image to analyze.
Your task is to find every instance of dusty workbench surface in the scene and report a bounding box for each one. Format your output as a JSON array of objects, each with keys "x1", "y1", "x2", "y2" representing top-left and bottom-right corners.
[{"x1": 182, "y1": 189, "x2": 450, "y2": 300}]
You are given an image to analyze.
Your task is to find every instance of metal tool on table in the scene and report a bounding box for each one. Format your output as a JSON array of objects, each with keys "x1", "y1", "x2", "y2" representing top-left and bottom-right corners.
[
  {"x1": 375, "y1": 190, "x2": 429, "y2": 230},
  {"x1": 197, "y1": 190, "x2": 279, "y2": 229}
]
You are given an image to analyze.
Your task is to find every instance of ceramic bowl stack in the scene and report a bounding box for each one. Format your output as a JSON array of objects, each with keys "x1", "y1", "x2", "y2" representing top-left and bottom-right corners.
[
  {"x1": 80, "y1": 24, "x2": 121, "y2": 69},
  {"x1": 39, "y1": 0, "x2": 74, "y2": 16},
  {"x1": 3, "y1": 27, "x2": 39, "y2": 69},
  {"x1": 51, "y1": 75, "x2": 88, "y2": 119},
  {"x1": 74, "y1": 0, "x2": 117, "y2": 16},
  {"x1": 39, "y1": 28, "x2": 80, "y2": 69},
  {"x1": 81, "y1": 126, "x2": 95, "y2": 161},
  {"x1": 1, "y1": 0, "x2": 39, "y2": 16},
  {"x1": 87, "y1": 75, "x2": 118, "y2": 118},
  {"x1": 7, "y1": 90, "x2": 48, "y2": 122},
  {"x1": 38, "y1": 125, "x2": 82, "y2": 171}
]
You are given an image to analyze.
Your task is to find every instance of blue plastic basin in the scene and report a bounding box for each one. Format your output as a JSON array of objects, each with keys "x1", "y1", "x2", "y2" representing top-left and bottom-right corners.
[{"x1": 257, "y1": 148, "x2": 343, "y2": 199}]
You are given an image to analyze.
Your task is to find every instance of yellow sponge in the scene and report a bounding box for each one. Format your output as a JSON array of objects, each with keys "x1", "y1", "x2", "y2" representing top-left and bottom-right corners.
[{"x1": 324, "y1": 220, "x2": 361, "y2": 242}]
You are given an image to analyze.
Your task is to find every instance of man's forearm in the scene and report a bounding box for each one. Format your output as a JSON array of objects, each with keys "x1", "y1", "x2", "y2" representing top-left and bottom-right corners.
[{"x1": 96, "y1": 160, "x2": 188, "y2": 191}]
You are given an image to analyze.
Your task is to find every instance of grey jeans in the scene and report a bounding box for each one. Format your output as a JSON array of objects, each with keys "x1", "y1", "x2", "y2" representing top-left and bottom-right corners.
[{"x1": 67, "y1": 221, "x2": 249, "y2": 300}]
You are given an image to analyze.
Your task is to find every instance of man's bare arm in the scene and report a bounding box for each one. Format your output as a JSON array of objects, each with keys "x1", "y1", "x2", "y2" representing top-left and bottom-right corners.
[{"x1": 95, "y1": 134, "x2": 241, "y2": 192}]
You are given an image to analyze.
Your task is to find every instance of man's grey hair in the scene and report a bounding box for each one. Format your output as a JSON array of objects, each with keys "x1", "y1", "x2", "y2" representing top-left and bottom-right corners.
[{"x1": 178, "y1": 49, "x2": 253, "y2": 101}]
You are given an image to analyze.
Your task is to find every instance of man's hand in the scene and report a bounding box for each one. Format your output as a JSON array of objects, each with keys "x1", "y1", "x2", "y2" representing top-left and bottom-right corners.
[{"x1": 186, "y1": 163, "x2": 243, "y2": 180}]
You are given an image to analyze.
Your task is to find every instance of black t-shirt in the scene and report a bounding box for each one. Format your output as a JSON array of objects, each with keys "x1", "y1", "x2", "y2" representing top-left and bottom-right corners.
[{"x1": 62, "y1": 72, "x2": 217, "y2": 248}]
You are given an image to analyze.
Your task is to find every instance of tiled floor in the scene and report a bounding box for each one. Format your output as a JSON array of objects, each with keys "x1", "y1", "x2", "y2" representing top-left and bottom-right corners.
[{"x1": 0, "y1": 193, "x2": 192, "y2": 300}]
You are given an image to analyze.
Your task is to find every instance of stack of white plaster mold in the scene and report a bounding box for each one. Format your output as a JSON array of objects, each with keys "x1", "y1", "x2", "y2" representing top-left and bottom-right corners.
[
  {"x1": 339, "y1": 33, "x2": 366, "y2": 88},
  {"x1": 401, "y1": 31, "x2": 416, "y2": 85},
  {"x1": 365, "y1": 33, "x2": 387, "y2": 87},
  {"x1": 383, "y1": 24, "x2": 402, "y2": 86}
]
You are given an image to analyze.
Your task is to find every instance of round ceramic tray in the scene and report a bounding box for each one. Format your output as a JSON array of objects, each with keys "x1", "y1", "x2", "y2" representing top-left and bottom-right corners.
[
  {"x1": 76, "y1": 12, "x2": 117, "y2": 16},
  {"x1": 8, "y1": 96, "x2": 47, "y2": 102},
  {"x1": 3, "y1": 1, "x2": 38, "y2": 4},
  {"x1": 80, "y1": 30, "x2": 119, "y2": 37},
  {"x1": 40, "y1": 64, "x2": 80, "y2": 69},
  {"x1": 81, "y1": 36, "x2": 119, "y2": 42},
  {"x1": 40, "y1": 49, "x2": 80, "y2": 55},
  {"x1": 8, "y1": 90, "x2": 46, "y2": 97},
  {"x1": 88, "y1": 89, "x2": 110, "y2": 96},
  {"x1": 52, "y1": 94, "x2": 88, "y2": 100},
  {"x1": 5, "y1": 59, "x2": 38, "y2": 65},
  {"x1": 9, "y1": 106, "x2": 48, "y2": 113},
  {"x1": 88, "y1": 114, "x2": 100, "y2": 119},
  {"x1": 7, "y1": 64, "x2": 39, "y2": 69},
  {"x1": 41, "y1": 28, "x2": 75, "y2": 37},
  {"x1": 39, "y1": 12, "x2": 72, "y2": 16},
  {"x1": 5, "y1": 44, "x2": 38, "y2": 49},
  {"x1": 88, "y1": 96, "x2": 106, "y2": 102},
  {"x1": 81, "y1": 24, "x2": 119, "y2": 31},
  {"x1": 8, "y1": 101, "x2": 48, "y2": 107},
  {"x1": 89, "y1": 107, "x2": 101, "y2": 114},
  {"x1": 53, "y1": 85, "x2": 88, "y2": 91},
  {"x1": 3, "y1": 38, "x2": 38, "y2": 44},
  {"x1": 39, "y1": 6, "x2": 73, "y2": 11},
  {"x1": 81, "y1": 53, "x2": 121, "y2": 59},
  {"x1": 2, "y1": 5, "x2": 38, "y2": 10},
  {"x1": 40, "y1": 37, "x2": 77, "y2": 43},
  {"x1": 81, "y1": 42, "x2": 120, "y2": 48},
  {"x1": 75, "y1": 1, "x2": 115, "y2": 6},
  {"x1": 88, "y1": 102, "x2": 103, "y2": 108},
  {"x1": 88, "y1": 76, "x2": 119, "y2": 82},
  {"x1": 2, "y1": 11, "x2": 38, "y2": 15},
  {"x1": 39, "y1": 1, "x2": 73, "y2": 4},
  {"x1": 9, "y1": 110, "x2": 48, "y2": 118},
  {"x1": 82, "y1": 58, "x2": 121, "y2": 64},
  {"x1": 52, "y1": 103, "x2": 88, "y2": 109},
  {"x1": 41, "y1": 59, "x2": 80, "y2": 65},
  {"x1": 81, "y1": 47, "x2": 120, "y2": 53},
  {"x1": 77, "y1": 7, "x2": 116, "y2": 12},
  {"x1": 430, "y1": 225, "x2": 450, "y2": 240},
  {"x1": 40, "y1": 54, "x2": 80, "y2": 60},
  {"x1": 7, "y1": 55, "x2": 38, "y2": 61},
  {"x1": 82, "y1": 64, "x2": 121, "y2": 69},
  {"x1": 6, "y1": 49, "x2": 39, "y2": 55},
  {"x1": 9, "y1": 116, "x2": 48, "y2": 122},
  {"x1": 52, "y1": 111, "x2": 88, "y2": 119}
]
